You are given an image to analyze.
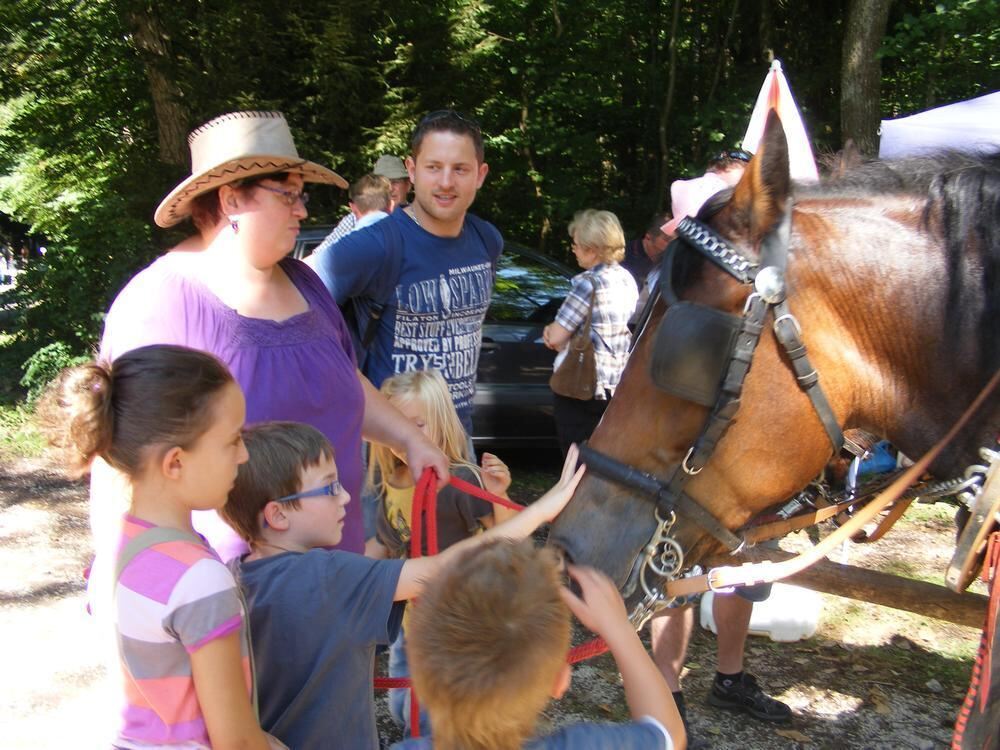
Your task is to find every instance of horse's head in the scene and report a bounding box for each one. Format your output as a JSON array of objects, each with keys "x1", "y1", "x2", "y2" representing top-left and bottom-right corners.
[
  {"x1": 551, "y1": 112, "x2": 1000, "y2": 616},
  {"x1": 548, "y1": 113, "x2": 853, "y2": 608}
]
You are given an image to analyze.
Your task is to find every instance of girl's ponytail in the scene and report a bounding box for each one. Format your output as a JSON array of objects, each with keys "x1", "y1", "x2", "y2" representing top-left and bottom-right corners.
[
  {"x1": 39, "y1": 361, "x2": 115, "y2": 475},
  {"x1": 39, "y1": 345, "x2": 235, "y2": 477}
]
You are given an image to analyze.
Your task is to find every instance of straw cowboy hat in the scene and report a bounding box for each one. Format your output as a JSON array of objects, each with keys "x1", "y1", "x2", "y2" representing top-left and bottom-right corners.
[{"x1": 155, "y1": 111, "x2": 347, "y2": 228}]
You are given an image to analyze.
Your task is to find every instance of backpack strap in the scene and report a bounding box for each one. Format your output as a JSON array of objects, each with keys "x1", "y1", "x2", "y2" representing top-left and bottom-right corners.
[
  {"x1": 114, "y1": 527, "x2": 202, "y2": 580},
  {"x1": 114, "y1": 526, "x2": 261, "y2": 719},
  {"x1": 359, "y1": 215, "x2": 405, "y2": 349},
  {"x1": 464, "y1": 214, "x2": 504, "y2": 270}
]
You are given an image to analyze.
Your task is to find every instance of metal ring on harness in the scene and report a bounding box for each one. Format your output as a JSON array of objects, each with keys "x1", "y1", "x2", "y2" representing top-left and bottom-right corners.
[{"x1": 682, "y1": 447, "x2": 703, "y2": 475}]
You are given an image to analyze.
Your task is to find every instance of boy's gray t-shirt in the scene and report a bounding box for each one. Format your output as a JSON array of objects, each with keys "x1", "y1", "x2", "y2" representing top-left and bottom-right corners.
[{"x1": 235, "y1": 549, "x2": 405, "y2": 750}]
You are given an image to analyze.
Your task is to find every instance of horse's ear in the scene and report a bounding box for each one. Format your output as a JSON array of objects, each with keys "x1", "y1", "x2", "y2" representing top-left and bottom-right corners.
[{"x1": 729, "y1": 109, "x2": 790, "y2": 244}]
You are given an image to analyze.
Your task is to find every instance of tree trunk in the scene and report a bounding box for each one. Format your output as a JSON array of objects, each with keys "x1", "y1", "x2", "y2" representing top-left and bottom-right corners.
[
  {"x1": 655, "y1": 0, "x2": 682, "y2": 212},
  {"x1": 519, "y1": 95, "x2": 552, "y2": 248},
  {"x1": 706, "y1": 0, "x2": 739, "y2": 106},
  {"x1": 120, "y1": 3, "x2": 189, "y2": 166},
  {"x1": 840, "y1": 0, "x2": 894, "y2": 156}
]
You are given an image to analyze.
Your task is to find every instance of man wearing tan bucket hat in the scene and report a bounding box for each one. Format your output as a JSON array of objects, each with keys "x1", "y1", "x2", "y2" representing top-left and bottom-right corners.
[
  {"x1": 91, "y1": 111, "x2": 449, "y2": 574},
  {"x1": 316, "y1": 153, "x2": 413, "y2": 249}
]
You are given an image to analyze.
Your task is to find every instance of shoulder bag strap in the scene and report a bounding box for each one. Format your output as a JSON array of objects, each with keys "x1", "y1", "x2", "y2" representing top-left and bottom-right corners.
[{"x1": 574, "y1": 275, "x2": 597, "y2": 350}]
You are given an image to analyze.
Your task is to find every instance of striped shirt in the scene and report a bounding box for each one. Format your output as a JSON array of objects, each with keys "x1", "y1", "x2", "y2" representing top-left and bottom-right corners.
[
  {"x1": 113, "y1": 516, "x2": 251, "y2": 749},
  {"x1": 554, "y1": 263, "x2": 638, "y2": 399}
]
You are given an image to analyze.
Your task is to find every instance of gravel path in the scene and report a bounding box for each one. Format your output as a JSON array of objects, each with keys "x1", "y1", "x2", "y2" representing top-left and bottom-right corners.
[{"x1": 1, "y1": 455, "x2": 984, "y2": 749}]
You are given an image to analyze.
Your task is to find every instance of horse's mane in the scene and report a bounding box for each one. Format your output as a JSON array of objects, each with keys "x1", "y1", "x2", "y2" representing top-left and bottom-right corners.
[{"x1": 801, "y1": 151, "x2": 1000, "y2": 373}]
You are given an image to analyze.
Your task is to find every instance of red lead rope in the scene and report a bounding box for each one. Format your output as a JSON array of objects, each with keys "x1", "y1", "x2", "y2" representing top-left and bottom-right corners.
[{"x1": 374, "y1": 468, "x2": 609, "y2": 738}]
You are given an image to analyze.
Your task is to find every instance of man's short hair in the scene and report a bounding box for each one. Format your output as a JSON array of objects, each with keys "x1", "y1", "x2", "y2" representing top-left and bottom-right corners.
[
  {"x1": 645, "y1": 211, "x2": 673, "y2": 239},
  {"x1": 222, "y1": 421, "x2": 334, "y2": 543},
  {"x1": 349, "y1": 174, "x2": 392, "y2": 214},
  {"x1": 410, "y1": 109, "x2": 485, "y2": 163},
  {"x1": 407, "y1": 540, "x2": 570, "y2": 749}
]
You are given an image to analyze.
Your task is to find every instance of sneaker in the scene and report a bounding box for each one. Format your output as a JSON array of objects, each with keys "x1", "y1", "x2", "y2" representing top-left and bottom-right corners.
[{"x1": 707, "y1": 672, "x2": 792, "y2": 722}]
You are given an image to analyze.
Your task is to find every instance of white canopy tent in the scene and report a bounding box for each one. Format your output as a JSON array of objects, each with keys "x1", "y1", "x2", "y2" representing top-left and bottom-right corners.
[{"x1": 878, "y1": 91, "x2": 1000, "y2": 159}]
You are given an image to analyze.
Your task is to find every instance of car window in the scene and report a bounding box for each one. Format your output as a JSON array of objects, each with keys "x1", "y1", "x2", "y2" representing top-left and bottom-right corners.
[
  {"x1": 297, "y1": 238, "x2": 325, "y2": 260},
  {"x1": 488, "y1": 251, "x2": 572, "y2": 324}
]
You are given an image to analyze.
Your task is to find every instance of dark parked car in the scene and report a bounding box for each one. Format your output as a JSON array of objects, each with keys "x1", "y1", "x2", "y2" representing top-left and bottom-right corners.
[
  {"x1": 291, "y1": 225, "x2": 574, "y2": 445},
  {"x1": 291, "y1": 224, "x2": 337, "y2": 260}
]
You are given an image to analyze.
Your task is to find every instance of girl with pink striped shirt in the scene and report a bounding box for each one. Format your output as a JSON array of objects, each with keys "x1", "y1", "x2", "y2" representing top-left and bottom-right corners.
[{"x1": 41, "y1": 344, "x2": 279, "y2": 749}]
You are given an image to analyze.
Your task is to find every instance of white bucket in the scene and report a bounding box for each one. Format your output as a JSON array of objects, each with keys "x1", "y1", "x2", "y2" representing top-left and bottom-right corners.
[{"x1": 699, "y1": 583, "x2": 822, "y2": 642}]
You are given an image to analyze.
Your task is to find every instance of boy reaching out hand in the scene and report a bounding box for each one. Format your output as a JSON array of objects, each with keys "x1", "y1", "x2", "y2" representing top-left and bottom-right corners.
[
  {"x1": 221, "y1": 422, "x2": 584, "y2": 750},
  {"x1": 393, "y1": 539, "x2": 687, "y2": 750}
]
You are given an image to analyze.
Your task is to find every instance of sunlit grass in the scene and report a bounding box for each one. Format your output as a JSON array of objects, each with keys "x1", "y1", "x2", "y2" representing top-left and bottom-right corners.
[{"x1": 0, "y1": 402, "x2": 44, "y2": 459}]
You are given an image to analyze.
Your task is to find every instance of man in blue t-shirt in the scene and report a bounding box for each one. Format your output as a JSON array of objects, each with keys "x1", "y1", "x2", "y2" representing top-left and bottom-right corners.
[{"x1": 314, "y1": 110, "x2": 502, "y2": 432}]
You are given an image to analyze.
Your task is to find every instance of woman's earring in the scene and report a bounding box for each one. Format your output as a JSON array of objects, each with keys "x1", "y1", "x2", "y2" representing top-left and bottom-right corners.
[{"x1": 228, "y1": 216, "x2": 239, "y2": 234}]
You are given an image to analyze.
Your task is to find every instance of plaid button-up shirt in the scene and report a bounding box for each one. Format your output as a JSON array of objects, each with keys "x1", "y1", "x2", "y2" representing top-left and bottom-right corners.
[{"x1": 554, "y1": 262, "x2": 638, "y2": 399}]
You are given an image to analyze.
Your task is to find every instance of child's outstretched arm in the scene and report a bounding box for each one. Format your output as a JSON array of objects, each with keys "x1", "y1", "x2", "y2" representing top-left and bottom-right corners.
[
  {"x1": 394, "y1": 444, "x2": 585, "y2": 600},
  {"x1": 561, "y1": 565, "x2": 687, "y2": 750},
  {"x1": 191, "y1": 632, "x2": 273, "y2": 750}
]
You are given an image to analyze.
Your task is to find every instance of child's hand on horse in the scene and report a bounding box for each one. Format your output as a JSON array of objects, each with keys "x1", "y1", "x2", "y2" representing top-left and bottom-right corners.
[{"x1": 534, "y1": 443, "x2": 586, "y2": 521}]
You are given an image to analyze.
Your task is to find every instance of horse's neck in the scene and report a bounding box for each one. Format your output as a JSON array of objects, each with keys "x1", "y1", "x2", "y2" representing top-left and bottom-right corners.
[{"x1": 795, "y1": 200, "x2": 989, "y2": 477}]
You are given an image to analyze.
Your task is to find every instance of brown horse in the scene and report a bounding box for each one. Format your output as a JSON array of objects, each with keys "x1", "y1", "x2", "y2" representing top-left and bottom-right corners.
[{"x1": 548, "y1": 112, "x2": 1000, "y2": 615}]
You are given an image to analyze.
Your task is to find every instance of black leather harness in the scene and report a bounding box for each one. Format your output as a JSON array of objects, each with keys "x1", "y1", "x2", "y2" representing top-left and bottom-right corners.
[{"x1": 578, "y1": 207, "x2": 854, "y2": 621}]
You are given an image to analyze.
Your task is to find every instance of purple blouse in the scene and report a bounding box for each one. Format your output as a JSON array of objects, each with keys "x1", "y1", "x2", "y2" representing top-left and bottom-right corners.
[{"x1": 100, "y1": 253, "x2": 366, "y2": 557}]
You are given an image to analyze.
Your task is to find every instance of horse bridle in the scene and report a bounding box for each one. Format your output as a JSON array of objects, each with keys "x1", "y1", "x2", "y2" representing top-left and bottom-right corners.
[{"x1": 578, "y1": 205, "x2": 858, "y2": 627}]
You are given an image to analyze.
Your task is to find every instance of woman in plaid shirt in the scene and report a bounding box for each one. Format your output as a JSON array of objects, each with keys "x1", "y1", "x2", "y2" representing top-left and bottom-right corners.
[{"x1": 543, "y1": 209, "x2": 638, "y2": 457}]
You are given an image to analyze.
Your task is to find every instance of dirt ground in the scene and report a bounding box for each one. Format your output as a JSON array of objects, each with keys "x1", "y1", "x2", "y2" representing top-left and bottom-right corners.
[{"x1": 0, "y1": 454, "x2": 987, "y2": 749}]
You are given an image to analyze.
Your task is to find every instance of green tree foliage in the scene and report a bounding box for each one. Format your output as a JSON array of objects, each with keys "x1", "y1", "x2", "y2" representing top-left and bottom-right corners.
[
  {"x1": 0, "y1": 0, "x2": 160, "y2": 352},
  {"x1": 0, "y1": 0, "x2": 996, "y2": 389},
  {"x1": 880, "y1": 0, "x2": 1000, "y2": 114}
]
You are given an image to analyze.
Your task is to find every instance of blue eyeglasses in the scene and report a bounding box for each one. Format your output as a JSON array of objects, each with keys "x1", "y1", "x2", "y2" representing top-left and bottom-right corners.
[
  {"x1": 274, "y1": 480, "x2": 343, "y2": 503},
  {"x1": 256, "y1": 184, "x2": 310, "y2": 207}
]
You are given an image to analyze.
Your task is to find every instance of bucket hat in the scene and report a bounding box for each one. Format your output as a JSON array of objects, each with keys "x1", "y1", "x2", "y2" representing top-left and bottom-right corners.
[
  {"x1": 154, "y1": 111, "x2": 347, "y2": 228},
  {"x1": 372, "y1": 154, "x2": 409, "y2": 180}
]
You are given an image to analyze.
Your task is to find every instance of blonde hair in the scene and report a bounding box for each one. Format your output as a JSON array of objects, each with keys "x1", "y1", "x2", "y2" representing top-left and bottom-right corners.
[
  {"x1": 368, "y1": 369, "x2": 476, "y2": 495},
  {"x1": 568, "y1": 208, "x2": 626, "y2": 264},
  {"x1": 407, "y1": 540, "x2": 571, "y2": 750}
]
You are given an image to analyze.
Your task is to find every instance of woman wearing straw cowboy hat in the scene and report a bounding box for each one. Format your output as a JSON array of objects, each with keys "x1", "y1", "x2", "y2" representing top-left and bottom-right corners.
[{"x1": 90, "y1": 111, "x2": 449, "y2": 570}]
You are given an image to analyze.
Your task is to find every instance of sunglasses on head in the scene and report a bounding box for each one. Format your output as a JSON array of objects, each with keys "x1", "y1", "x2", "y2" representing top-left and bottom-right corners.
[
  {"x1": 418, "y1": 109, "x2": 481, "y2": 134},
  {"x1": 714, "y1": 148, "x2": 753, "y2": 163}
]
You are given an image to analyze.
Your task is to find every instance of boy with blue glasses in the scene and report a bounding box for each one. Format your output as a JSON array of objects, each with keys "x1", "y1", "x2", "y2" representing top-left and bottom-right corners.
[{"x1": 221, "y1": 421, "x2": 585, "y2": 750}]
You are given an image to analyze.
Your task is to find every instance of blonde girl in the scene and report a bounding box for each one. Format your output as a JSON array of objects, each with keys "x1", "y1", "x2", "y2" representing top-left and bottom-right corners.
[
  {"x1": 40, "y1": 344, "x2": 276, "y2": 750},
  {"x1": 368, "y1": 368, "x2": 516, "y2": 558},
  {"x1": 367, "y1": 368, "x2": 516, "y2": 733}
]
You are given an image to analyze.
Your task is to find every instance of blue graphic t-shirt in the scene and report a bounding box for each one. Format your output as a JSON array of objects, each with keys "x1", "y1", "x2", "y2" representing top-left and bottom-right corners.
[{"x1": 316, "y1": 207, "x2": 502, "y2": 426}]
